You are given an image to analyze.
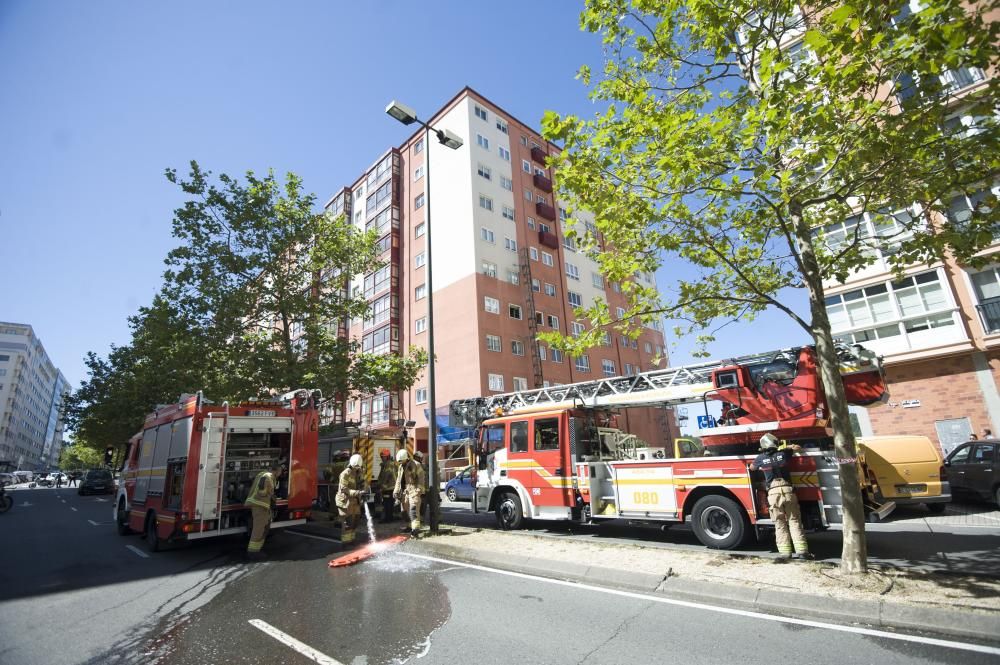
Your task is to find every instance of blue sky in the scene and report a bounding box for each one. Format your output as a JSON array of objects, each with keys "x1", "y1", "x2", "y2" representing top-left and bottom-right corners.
[{"x1": 0, "y1": 1, "x2": 809, "y2": 389}]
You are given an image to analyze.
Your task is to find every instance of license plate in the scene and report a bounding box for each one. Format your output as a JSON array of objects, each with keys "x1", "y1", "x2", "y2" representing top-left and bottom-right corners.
[{"x1": 895, "y1": 484, "x2": 927, "y2": 495}]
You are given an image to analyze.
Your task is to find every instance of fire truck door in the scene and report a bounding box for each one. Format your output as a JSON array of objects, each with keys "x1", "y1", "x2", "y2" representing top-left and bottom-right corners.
[
  {"x1": 528, "y1": 416, "x2": 572, "y2": 508},
  {"x1": 474, "y1": 423, "x2": 506, "y2": 513},
  {"x1": 196, "y1": 413, "x2": 227, "y2": 520}
]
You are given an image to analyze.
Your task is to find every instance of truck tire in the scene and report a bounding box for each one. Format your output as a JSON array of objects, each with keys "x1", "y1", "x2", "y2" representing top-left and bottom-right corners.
[
  {"x1": 117, "y1": 499, "x2": 132, "y2": 536},
  {"x1": 145, "y1": 514, "x2": 162, "y2": 552},
  {"x1": 495, "y1": 491, "x2": 524, "y2": 530},
  {"x1": 691, "y1": 495, "x2": 748, "y2": 549},
  {"x1": 926, "y1": 502, "x2": 946, "y2": 514}
]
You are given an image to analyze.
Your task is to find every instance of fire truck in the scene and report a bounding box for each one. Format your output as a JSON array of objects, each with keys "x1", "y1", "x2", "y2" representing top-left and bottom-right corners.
[
  {"x1": 114, "y1": 389, "x2": 320, "y2": 550},
  {"x1": 450, "y1": 343, "x2": 888, "y2": 549}
]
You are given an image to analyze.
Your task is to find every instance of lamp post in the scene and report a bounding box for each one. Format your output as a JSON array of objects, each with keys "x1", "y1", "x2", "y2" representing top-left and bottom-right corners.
[{"x1": 385, "y1": 100, "x2": 463, "y2": 532}]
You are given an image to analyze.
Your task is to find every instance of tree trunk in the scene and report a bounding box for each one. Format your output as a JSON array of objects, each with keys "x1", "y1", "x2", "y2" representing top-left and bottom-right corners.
[{"x1": 791, "y1": 209, "x2": 868, "y2": 575}]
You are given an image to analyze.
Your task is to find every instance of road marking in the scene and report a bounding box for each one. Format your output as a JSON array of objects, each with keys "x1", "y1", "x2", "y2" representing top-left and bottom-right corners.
[
  {"x1": 125, "y1": 545, "x2": 150, "y2": 559},
  {"x1": 18, "y1": 501, "x2": 32, "y2": 507},
  {"x1": 285, "y1": 530, "x2": 342, "y2": 544},
  {"x1": 249, "y1": 619, "x2": 344, "y2": 665},
  {"x1": 87, "y1": 519, "x2": 110, "y2": 526},
  {"x1": 70, "y1": 507, "x2": 78, "y2": 512},
  {"x1": 400, "y1": 552, "x2": 1000, "y2": 657},
  {"x1": 93, "y1": 498, "x2": 109, "y2": 503}
]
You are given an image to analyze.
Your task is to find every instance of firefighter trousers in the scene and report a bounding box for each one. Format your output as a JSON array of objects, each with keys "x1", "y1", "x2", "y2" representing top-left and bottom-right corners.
[
  {"x1": 401, "y1": 489, "x2": 422, "y2": 530},
  {"x1": 338, "y1": 502, "x2": 360, "y2": 544},
  {"x1": 767, "y1": 480, "x2": 808, "y2": 555},
  {"x1": 247, "y1": 505, "x2": 272, "y2": 553}
]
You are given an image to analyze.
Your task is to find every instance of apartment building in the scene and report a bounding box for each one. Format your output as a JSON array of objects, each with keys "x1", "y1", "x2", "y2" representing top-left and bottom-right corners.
[
  {"x1": 0, "y1": 322, "x2": 70, "y2": 470},
  {"x1": 323, "y1": 87, "x2": 673, "y2": 449}
]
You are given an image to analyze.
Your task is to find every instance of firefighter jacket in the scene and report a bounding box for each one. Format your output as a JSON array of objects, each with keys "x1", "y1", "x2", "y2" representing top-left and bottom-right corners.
[
  {"x1": 245, "y1": 471, "x2": 275, "y2": 509},
  {"x1": 751, "y1": 448, "x2": 797, "y2": 487},
  {"x1": 394, "y1": 460, "x2": 423, "y2": 501},
  {"x1": 377, "y1": 459, "x2": 397, "y2": 494},
  {"x1": 336, "y1": 466, "x2": 365, "y2": 510}
]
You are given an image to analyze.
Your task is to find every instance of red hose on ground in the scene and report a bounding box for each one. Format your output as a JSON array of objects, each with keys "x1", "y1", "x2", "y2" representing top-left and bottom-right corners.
[{"x1": 328, "y1": 535, "x2": 410, "y2": 568}]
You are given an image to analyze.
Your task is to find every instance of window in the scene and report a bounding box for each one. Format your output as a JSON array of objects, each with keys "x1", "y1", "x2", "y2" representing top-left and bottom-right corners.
[
  {"x1": 552, "y1": 348, "x2": 564, "y2": 363},
  {"x1": 568, "y1": 292, "x2": 583, "y2": 308},
  {"x1": 479, "y1": 194, "x2": 494, "y2": 212},
  {"x1": 500, "y1": 175, "x2": 513, "y2": 191},
  {"x1": 531, "y1": 278, "x2": 540, "y2": 293},
  {"x1": 534, "y1": 418, "x2": 559, "y2": 451},
  {"x1": 616, "y1": 307, "x2": 626, "y2": 320},
  {"x1": 970, "y1": 267, "x2": 1000, "y2": 333},
  {"x1": 477, "y1": 163, "x2": 492, "y2": 181},
  {"x1": 414, "y1": 193, "x2": 425, "y2": 209},
  {"x1": 486, "y1": 334, "x2": 502, "y2": 352},
  {"x1": 542, "y1": 252, "x2": 553, "y2": 267},
  {"x1": 511, "y1": 340, "x2": 525, "y2": 356},
  {"x1": 415, "y1": 138, "x2": 424, "y2": 153},
  {"x1": 511, "y1": 376, "x2": 528, "y2": 392},
  {"x1": 413, "y1": 165, "x2": 424, "y2": 181},
  {"x1": 505, "y1": 237, "x2": 517, "y2": 252},
  {"x1": 524, "y1": 188, "x2": 533, "y2": 201},
  {"x1": 414, "y1": 252, "x2": 426, "y2": 268},
  {"x1": 547, "y1": 314, "x2": 559, "y2": 329},
  {"x1": 644, "y1": 342, "x2": 653, "y2": 353},
  {"x1": 538, "y1": 345, "x2": 547, "y2": 361},
  {"x1": 535, "y1": 167, "x2": 546, "y2": 177},
  {"x1": 570, "y1": 321, "x2": 585, "y2": 336},
  {"x1": 624, "y1": 363, "x2": 634, "y2": 376},
  {"x1": 496, "y1": 118, "x2": 508, "y2": 134},
  {"x1": 415, "y1": 317, "x2": 427, "y2": 334},
  {"x1": 498, "y1": 146, "x2": 511, "y2": 161},
  {"x1": 415, "y1": 388, "x2": 428, "y2": 404},
  {"x1": 474, "y1": 104, "x2": 488, "y2": 121},
  {"x1": 527, "y1": 217, "x2": 536, "y2": 229},
  {"x1": 502, "y1": 205, "x2": 515, "y2": 221},
  {"x1": 522, "y1": 159, "x2": 532, "y2": 173},
  {"x1": 529, "y1": 247, "x2": 538, "y2": 261},
  {"x1": 509, "y1": 304, "x2": 522, "y2": 320},
  {"x1": 476, "y1": 134, "x2": 489, "y2": 149},
  {"x1": 508, "y1": 271, "x2": 519, "y2": 285},
  {"x1": 972, "y1": 443, "x2": 996, "y2": 464},
  {"x1": 415, "y1": 223, "x2": 426, "y2": 238},
  {"x1": 948, "y1": 188, "x2": 998, "y2": 238},
  {"x1": 565, "y1": 263, "x2": 580, "y2": 280},
  {"x1": 415, "y1": 284, "x2": 427, "y2": 300},
  {"x1": 510, "y1": 420, "x2": 528, "y2": 451},
  {"x1": 536, "y1": 194, "x2": 547, "y2": 204},
  {"x1": 481, "y1": 227, "x2": 495, "y2": 243},
  {"x1": 602, "y1": 359, "x2": 616, "y2": 377},
  {"x1": 611, "y1": 281, "x2": 621, "y2": 293},
  {"x1": 535, "y1": 311, "x2": 544, "y2": 325},
  {"x1": 602, "y1": 332, "x2": 612, "y2": 347},
  {"x1": 563, "y1": 235, "x2": 577, "y2": 251},
  {"x1": 544, "y1": 283, "x2": 556, "y2": 297},
  {"x1": 485, "y1": 296, "x2": 500, "y2": 314},
  {"x1": 520, "y1": 135, "x2": 528, "y2": 146},
  {"x1": 592, "y1": 273, "x2": 605, "y2": 290},
  {"x1": 489, "y1": 373, "x2": 505, "y2": 392},
  {"x1": 575, "y1": 356, "x2": 591, "y2": 372},
  {"x1": 482, "y1": 261, "x2": 497, "y2": 278}
]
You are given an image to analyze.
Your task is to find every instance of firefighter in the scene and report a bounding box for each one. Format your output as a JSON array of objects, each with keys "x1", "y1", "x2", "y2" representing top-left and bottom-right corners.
[
  {"x1": 336, "y1": 454, "x2": 366, "y2": 545},
  {"x1": 246, "y1": 461, "x2": 284, "y2": 560},
  {"x1": 750, "y1": 434, "x2": 813, "y2": 560},
  {"x1": 377, "y1": 449, "x2": 397, "y2": 522},
  {"x1": 393, "y1": 449, "x2": 424, "y2": 534},
  {"x1": 412, "y1": 449, "x2": 428, "y2": 520}
]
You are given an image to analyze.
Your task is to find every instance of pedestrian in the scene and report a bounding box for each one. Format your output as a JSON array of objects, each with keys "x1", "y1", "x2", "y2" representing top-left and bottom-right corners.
[
  {"x1": 970, "y1": 433, "x2": 979, "y2": 441},
  {"x1": 749, "y1": 433, "x2": 812, "y2": 560},
  {"x1": 394, "y1": 449, "x2": 424, "y2": 534},
  {"x1": 68, "y1": 473, "x2": 78, "y2": 488},
  {"x1": 983, "y1": 428, "x2": 993, "y2": 439},
  {"x1": 377, "y1": 449, "x2": 397, "y2": 523},
  {"x1": 336, "y1": 454, "x2": 366, "y2": 545},
  {"x1": 245, "y1": 461, "x2": 284, "y2": 560},
  {"x1": 55, "y1": 474, "x2": 63, "y2": 489}
]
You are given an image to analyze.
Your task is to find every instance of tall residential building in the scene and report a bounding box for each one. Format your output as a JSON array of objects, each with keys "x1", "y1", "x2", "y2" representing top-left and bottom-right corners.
[
  {"x1": 0, "y1": 322, "x2": 70, "y2": 470},
  {"x1": 324, "y1": 87, "x2": 674, "y2": 450}
]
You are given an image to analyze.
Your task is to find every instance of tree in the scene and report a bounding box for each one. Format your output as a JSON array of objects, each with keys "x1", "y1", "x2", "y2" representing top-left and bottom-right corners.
[
  {"x1": 542, "y1": 0, "x2": 999, "y2": 573},
  {"x1": 59, "y1": 444, "x2": 103, "y2": 471}
]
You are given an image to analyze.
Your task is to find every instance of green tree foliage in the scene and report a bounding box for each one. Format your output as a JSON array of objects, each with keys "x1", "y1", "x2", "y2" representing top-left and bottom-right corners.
[
  {"x1": 543, "y1": 0, "x2": 998, "y2": 573},
  {"x1": 59, "y1": 444, "x2": 103, "y2": 471}
]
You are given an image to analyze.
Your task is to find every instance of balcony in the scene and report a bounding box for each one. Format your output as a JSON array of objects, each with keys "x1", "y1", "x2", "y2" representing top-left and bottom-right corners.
[
  {"x1": 533, "y1": 173, "x2": 553, "y2": 193},
  {"x1": 977, "y1": 297, "x2": 1000, "y2": 334},
  {"x1": 530, "y1": 146, "x2": 548, "y2": 165},
  {"x1": 538, "y1": 230, "x2": 560, "y2": 250},
  {"x1": 536, "y1": 201, "x2": 557, "y2": 222}
]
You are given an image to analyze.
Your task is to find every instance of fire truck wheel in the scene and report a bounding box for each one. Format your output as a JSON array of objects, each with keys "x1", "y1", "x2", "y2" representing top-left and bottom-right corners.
[
  {"x1": 690, "y1": 495, "x2": 748, "y2": 549},
  {"x1": 145, "y1": 514, "x2": 162, "y2": 552},
  {"x1": 116, "y1": 499, "x2": 132, "y2": 536},
  {"x1": 495, "y1": 492, "x2": 524, "y2": 530}
]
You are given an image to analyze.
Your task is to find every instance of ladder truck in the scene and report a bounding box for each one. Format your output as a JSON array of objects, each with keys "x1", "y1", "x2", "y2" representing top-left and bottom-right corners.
[{"x1": 449, "y1": 343, "x2": 888, "y2": 549}]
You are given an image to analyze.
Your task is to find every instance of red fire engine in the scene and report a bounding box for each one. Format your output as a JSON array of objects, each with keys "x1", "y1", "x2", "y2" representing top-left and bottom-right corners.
[
  {"x1": 450, "y1": 343, "x2": 887, "y2": 549},
  {"x1": 114, "y1": 389, "x2": 319, "y2": 550}
]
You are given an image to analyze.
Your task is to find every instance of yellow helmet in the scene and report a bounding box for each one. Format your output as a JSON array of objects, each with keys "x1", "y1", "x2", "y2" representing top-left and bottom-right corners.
[{"x1": 396, "y1": 449, "x2": 409, "y2": 463}]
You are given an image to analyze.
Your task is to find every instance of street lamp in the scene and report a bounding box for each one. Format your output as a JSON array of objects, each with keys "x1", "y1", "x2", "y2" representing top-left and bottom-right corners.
[{"x1": 385, "y1": 99, "x2": 464, "y2": 532}]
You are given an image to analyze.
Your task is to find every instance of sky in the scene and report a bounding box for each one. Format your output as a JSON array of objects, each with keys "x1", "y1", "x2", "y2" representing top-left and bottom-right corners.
[{"x1": 0, "y1": 1, "x2": 810, "y2": 391}]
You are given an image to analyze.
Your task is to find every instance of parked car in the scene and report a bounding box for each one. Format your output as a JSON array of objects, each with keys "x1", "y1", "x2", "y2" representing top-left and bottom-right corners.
[
  {"x1": 0, "y1": 473, "x2": 14, "y2": 487},
  {"x1": 858, "y1": 435, "x2": 951, "y2": 513},
  {"x1": 944, "y1": 440, "x2": 999, "y2": 505},
  {"x1": 443, "y1": 466, "x2": 475, "y2": 502},
  {"x1": 78, "y1": 468, "x2": 114, "y2": 495}
]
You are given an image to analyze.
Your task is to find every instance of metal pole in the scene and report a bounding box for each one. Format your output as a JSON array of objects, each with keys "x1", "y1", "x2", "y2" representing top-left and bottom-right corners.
[{"x1": 422, "y1": 122, "x2": 441, "y2": 532}]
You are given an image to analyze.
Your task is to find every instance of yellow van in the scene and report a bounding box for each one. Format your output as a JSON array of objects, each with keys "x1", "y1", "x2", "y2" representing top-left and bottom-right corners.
[{"x1": 858, "y1": 436, "x2": 951, "y2": 513}]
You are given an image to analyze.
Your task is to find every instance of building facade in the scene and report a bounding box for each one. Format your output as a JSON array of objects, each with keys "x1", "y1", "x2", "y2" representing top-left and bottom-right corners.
[
  {"x1": 0, "y1": 322, "x2": 70, "y2": 470},
  {"x1": 324, "y1": 88, "x2": 674, "y2": 450}
]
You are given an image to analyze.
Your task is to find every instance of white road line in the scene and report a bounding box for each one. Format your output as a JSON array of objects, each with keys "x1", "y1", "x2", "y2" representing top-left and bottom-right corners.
[
  {"x1": 249, "y1": 619, "x2": 344, "y2": 665},
  {"x1": 125, "y1": 545, "x2": 150, "y2": 559},
  {"x1": 400, "y1": 552, "x2": 1000, "y2": 657},
  {"x1": 87, "y1": 520, "x2": 108, "y2": 526},
  {"x1": 285, "y1": 530, "x2": 342, "y2": 544},
  {"x1": 70, "y1": 507, "x2": 77, "y2": 512}
]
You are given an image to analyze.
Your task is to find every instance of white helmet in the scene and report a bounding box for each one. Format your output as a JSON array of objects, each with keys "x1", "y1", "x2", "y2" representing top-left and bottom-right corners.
[
  {"x1": 760, "y1": 433, "x2": 779, "y2": 450},
  {"x1": 348, "y1": 454, "x2": 363, "y2": 468},
  {"x1": 396, "y1": 449, "x2": 410, "y2": 463}
]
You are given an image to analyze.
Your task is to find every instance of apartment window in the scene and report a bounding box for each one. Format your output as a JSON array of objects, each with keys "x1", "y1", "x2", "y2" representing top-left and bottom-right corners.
[
  {"x1": 536, "y1": 194, "x2": 547, "y2": 204},
  {"x1": 592, "y1": 273, "x2": 605, "y2": 290},
  {"x1": 621, "y1": 335, "x2": 630, "y2": 347},
  {"x1": 602, "y1": 359, "x2": 616, "y2": 377},
  {"x1": 415, "y1": 223, "x2": 426, "y2": 238},
  {"x1": 413, "y1": 165, "x2": 424, "y2": 181},
  {"x1": 602, "y1": 332, "x2": 612, "y2": 346},
  {"x1": 524, "y1": 188, "x2": 533, "y2": 201},
  {"x1": 482, "y1": 261, "x2": 497, "y2": 278},
  {"x1": 539, "y1": 223, "x2": 551, "y2": 233},
  {"x1": 508, "y1": 271, "x2": 520, "y2": 285},
  {"x1": 505, "y1": 237, "x2": 517, "y2": 252},
  {"x1": 485, "y1": 296, "x2": 500, "y2": 314},
  {"x1": 644, "y1": 342, "x2": 653, "y2": 353},
  {"x1": 534, "y1": 167, "x2": 546, "y2": 177},
  {"x1": 616, "y1": 307, "x2": 626, "y2": 320},
  {"x1": 565, "y1": 263, "x2": 580, "y2": 280},
  {"x1": 488, "y1": 373, "x2": 505, "y2": 392},
  {"x1": 568, "y1": 291, "x2": 583, "y2": 308},
  {"x1": 513, "y1": 376, "x2": 528, "y2": 391},
  {"x1": 971, "y1": 267, "x2": 1000, "y2": 333},
  {"x1": 415, "y1": 388, "x2": 428, "y2": 404},
  {"x1": 624, "y1": 363, "x2": 634, "y2": 377},
  {"x1": 575, "y1": 356, "x2": 591, "y2": 372},
  {"x1": 531, "y1": 278, "x2": 540, "y2": 293},
  {"x1": 476, "y1": 134, "x2": 489, "y2": 149},
  {"x1": 509, "y1": 304, "x2": 522, "y2": 320},
  {"x1": 544, "y1": 283, "x2": 556, "y2": 297},
  {"x1": 415, "y1": 138, "x2": 424, "y2": 153},
  {"x1": 496, "y1": 118, "x2": 508, "y2": 134},
  {"x1": 547, "y1": 314, "x2": 559, "y2": 330},
  {"x1": 522, "y1": 159, "x2": 531, "y2": 173},
  {"x1": 414, "y1": 193, "x2": 425, "y2": 209},
  {"x1": 563, "y1": 235, "x2": 577, "y2": 252},
  {"x1": 535, "y1": 311, "x2": 544, "y2": 325},
  {"x1": 474, "y1": 104, "x2": 488, "y2": 121},
  {"x1": 354, "y1": 210, "x2": 362, "y2": 224},
  {"x1": 611, "y1": 281, "x2": 621, "y2": 293},
  {"x1": 415, "y1": 284, "x2": 427, "y2": 300},
  {"x1": 481, "y1": 227, "x2": 495, "y2": 243},
  {"x1": 542, "y1": 252, "x2": 553, "y2": 267},
  {"x1": 511, "y1": 340, "x2": 525, "y2": 356},
  {"x1": 520, "y1": 135, "x2": 528, "y2": 146},
  {"x1": 479, "y1": 195, "x2": 494, "y2": 212},
  {"x1": 570, "y1": 321, "x2": 585, "y2": 337},
  {"x1": 486, "y1": 334, "x2": 502, "y2": 352},
  {"x1": 414, "y1": 252, "x2": 425, "y2": 268},
  {"x1": 527, "y1": 217, "x2": 535, "y2": 229},
  {"x1": 948, "y1": 188, "x2": 999, "y2": 239},
  {"x1": 498, "y1": 146, "x2": 510, "y2": 161},
  {"x1": 538, "y1": 345, "x2": 547, "y2": 361},
  {"x1": 476, "y1": 163, "x2": 493, "y2": 181},
  {"x1": 552, "y1": 348, "x2": 564, "y2": 363},
  {"x1": 500, "y1": 175, "x2": 513, "y2": 191},
  {"x1": 415, "y1": 317, "x2": 427, "y2": 334},
  {"x1": 529, "y1": 247, "x2": 538, "y2": 261},
  {"x1": 502, "y1": 205, "x2": 515, "y2": 221}
]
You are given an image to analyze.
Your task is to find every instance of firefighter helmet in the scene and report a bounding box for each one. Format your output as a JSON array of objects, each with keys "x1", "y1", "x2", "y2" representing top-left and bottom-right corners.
[
  {"x1": 348, "y1": 454, "x2": 363, "y2": 468},
  {"x1": 379, "y1": 448, "x2": 391, "y2": 459},
  {"x1": 760, "y1": 433, "x2": 779, "y2": 450},
  {"x1": 396, "y1": 449, "x2": 409, "y2": 463}
]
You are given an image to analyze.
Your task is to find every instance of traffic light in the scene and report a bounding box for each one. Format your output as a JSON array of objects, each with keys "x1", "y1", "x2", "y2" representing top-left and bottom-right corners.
[{"x1": 104, "y1": 446, "x2": 114, "y2": 466}]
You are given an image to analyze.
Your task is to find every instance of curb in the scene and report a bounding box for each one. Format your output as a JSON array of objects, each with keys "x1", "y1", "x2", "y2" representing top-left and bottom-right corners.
[{"x1": 401, "y1": 535, "x2": 1000, "y2": 643}]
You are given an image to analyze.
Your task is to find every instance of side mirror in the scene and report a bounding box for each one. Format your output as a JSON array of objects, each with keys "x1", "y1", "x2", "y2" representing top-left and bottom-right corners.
[{"x1": 943, "y1": 460, "x2": 951, "y2": 467}]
